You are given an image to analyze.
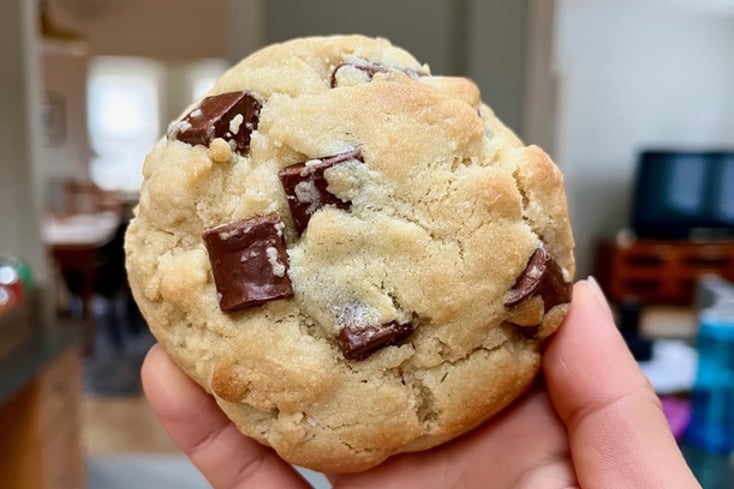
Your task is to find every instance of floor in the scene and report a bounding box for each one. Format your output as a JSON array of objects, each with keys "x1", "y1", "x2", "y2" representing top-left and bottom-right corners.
[
  {"x1": 82, "y1": 395, "x2": 178, "y2": 455},
  {"x1": 87, "y1": 454, "x2": 210, "y2": 489},
  {"x1": 80, "y1": 293, "x2": 330, "y2": 488},
  {"x1": 82, "y1": 395, "x2": 329, "y2": 487},
  {"x1": 83, "y1": 393, "x2": 211, "y2": 489}
]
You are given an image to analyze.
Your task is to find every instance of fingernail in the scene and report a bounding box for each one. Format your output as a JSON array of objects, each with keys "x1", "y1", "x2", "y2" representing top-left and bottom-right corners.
[{"x1": 586, "y1": 275, "x2": 614, "y2": 319}]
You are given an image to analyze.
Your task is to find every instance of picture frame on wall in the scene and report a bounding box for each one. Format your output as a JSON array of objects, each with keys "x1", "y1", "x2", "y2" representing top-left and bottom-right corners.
[{"x1": 42, "y1": 90, "x2": 66, "y2": 147}]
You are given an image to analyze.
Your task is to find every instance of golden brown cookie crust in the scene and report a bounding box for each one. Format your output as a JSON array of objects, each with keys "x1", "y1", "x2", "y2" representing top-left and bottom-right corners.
[{"x1": 125, "y1": 35, "x2": 575, "y2": 473}]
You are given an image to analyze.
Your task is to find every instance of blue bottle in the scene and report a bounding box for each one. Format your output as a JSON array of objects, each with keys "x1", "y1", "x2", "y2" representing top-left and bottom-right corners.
[{"x1": 686, "y1": 299, "x2": 734, "y2": 454}]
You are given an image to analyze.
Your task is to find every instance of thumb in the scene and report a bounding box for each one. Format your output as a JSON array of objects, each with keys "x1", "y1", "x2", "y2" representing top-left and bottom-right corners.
[{"x1": 543, "y1": 280, "x2": 700, "y2": 489}]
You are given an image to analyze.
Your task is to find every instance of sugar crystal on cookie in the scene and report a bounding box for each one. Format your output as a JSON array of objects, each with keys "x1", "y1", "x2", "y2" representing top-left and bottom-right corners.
[
  {"x1": 279, "y1": 149, "x2": 363, "y2": 234},
  {"x1": 203, "y1": 215, "x2": 293, "y2": 312},
  {"x1": 330, "y1": 61, "x2": 425, "y2": 88}
]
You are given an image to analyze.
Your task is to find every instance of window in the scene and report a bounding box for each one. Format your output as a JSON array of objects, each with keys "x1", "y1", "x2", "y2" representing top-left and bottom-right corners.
[
  {"x1": 87, "y1": 57, "x2": 163, "y2": 192},
  {"x1": 87, "y1": 57, "x2": 228, "y2": 193},
  {"x1": 190, "y1": 58, "x2": 230, "y2": 100}
]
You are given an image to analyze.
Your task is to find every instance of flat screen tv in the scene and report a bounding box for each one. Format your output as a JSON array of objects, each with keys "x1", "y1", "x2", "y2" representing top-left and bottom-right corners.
[{"x1": 631, "y1": 150, "x2": 734, "y2": 240}]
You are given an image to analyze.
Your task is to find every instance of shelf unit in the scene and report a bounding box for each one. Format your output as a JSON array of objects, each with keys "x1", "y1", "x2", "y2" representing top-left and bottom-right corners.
[{"x1": 595, "y1": 239, "x2": 734, "y2": 305}]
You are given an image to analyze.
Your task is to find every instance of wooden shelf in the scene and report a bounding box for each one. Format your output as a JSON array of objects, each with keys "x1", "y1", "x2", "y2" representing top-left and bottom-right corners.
[{"x1": 595, "y1": 239, "x2": 734, "y2": 305}]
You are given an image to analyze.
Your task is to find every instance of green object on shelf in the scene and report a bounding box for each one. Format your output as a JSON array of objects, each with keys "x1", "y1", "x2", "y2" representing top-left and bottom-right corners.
[
  {"x1": 0, "y1": 254, "x2": 34, "y2": 292},
  {"x1": 15, "y1": 259, "x2": 34, "y2": 291},
  {"x1": 0, "y1": 255, "x2": 39, "y2": 318}
]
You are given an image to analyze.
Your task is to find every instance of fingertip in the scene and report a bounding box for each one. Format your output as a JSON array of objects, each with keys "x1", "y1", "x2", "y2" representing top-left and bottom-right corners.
[
  {"x1": 141, "y1": 343, "x2": 179, "y2": 398},
  {"x1": 544, "y1": 280, "x2": 619, "y2": 365},
  {"x1": 543, "y1": 280, "x2": 699, "y2": 488},
  {"x1": 584, "y1": 276, "x2": 614, "y2": 319},
  {"x1": 139, "y1": 346, "x2": 311, "y2": 488},
  {"x1": 141, "y1": 343, "x2": 213, "y2": 423},
  {"x1": 542, "y1": 278, "x2": 646, "y2": 432},
  {"x1": 140, "y1": 343, "x2": 161, "y2": 391},
  {"x1": 144, "y1": 342, "x2": 163, "y2": 363},
  {"x1": 568, "y1": 278, "x2": 615, "y2": 325}
]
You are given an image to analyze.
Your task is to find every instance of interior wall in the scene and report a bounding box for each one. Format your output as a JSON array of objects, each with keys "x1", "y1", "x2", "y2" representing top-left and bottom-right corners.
[
  {"x1": 36, "y1": 1, "x2": 261, "y2": 194},
  {"x1": 555, "y1": 0, "x2": 734, "y2": 277},
  {"x1": 51, "y1": 0, "x2": 533, "y2": 133},
  {"x1": 44, "y1": 0, "x2": 532, "y2": 189},
  {"x1": 465, "y1": 0, "x2": 530, "y2": 135},
  {"x1": 261, "y1": 0, "x2": 459, "y2": 76},
  {"x1": 53, "y1": 0, "x2": 229, "y2": 60},
  {"x1": 40, "y1": 46, "x2": 90, "y2": 185},
  {"x1": 226, "y1": 0, "x2": 264, "y2": 64},
  {"x1": 261, "y1": 0, "x2": 531, "y2": 134},
  {"x1": 522, "y1": 0, "x2": 558, "y2": 155},
  {"x1": 0, "y1": 0, "x2": 49, "y2": 281}
]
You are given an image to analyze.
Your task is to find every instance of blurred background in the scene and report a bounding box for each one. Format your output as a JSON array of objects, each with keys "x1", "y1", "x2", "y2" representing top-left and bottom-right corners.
[{"x1": 0, "y1": 0, "x2": 732, "y2": 487}]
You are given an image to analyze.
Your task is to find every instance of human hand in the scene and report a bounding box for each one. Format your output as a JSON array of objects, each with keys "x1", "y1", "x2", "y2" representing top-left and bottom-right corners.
[{"x1": 141, "y1": 279, "x2": 702, "y2": 488}]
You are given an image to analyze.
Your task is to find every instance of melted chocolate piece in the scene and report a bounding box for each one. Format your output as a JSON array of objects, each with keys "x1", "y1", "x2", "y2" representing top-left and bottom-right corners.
[
  {"x1": 203, "y1": 215, "x2": 293, "y2": 312},
  {"x1": 338, "y1": 321, "x2": 414, "y2": 361},
  {"x1": 515, "y1": 325, "x2": 540, "y2": 340},
  {"x1": 330, "y1": 62, "x2": 424, "y2": 88},
  {"x1": 505, "y1": 245, "x2": 572, "y2": 312},
  {"x1": 168, "y1": 90, "x2": 262, "y2": 153},
  {"x1": 278, "y1": 150, "x2": 363, "y2": 234}
]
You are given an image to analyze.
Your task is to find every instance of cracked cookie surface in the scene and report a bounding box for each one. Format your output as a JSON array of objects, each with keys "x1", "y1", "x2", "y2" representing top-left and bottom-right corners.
[{"x1": 124, "y1": 35, "x2": 575, "y2": 473}]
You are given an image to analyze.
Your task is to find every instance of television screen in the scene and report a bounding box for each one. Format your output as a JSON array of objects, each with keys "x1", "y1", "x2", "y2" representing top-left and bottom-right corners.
[{"x1": 631, "y1": 150, "x2": 734, "y2": 240}]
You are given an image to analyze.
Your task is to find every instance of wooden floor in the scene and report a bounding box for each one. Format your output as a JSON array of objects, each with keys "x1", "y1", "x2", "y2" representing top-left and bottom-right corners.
[
  {"x1": 82, "y1": 394, "x2": 332, "y2": 489},
  {"x1": 82, "y1": 394, "x2": 179, "y2": 454}
]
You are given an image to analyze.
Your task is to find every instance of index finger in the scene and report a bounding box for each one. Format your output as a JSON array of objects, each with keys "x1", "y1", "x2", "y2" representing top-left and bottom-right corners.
[
  {"x1": 544, "y1": 279, "x2": 700, "y2": 489},
  {"x1": 141, "y1": 344, "x2": 312, "y2": 489}
]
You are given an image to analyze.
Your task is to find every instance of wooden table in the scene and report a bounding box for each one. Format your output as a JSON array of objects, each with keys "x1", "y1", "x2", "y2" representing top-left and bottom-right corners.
[{"x1": 43, "y1": 212, "x2": 121, "y2": 353}]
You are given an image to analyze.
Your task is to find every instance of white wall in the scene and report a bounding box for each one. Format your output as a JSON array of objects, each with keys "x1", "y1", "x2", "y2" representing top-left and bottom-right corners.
[
  {"x1": 262, "y1": 0, "x2": 458, "y2": 75},
  {"x1": 227, "y1": 0, "x2": 264, "y2": 63},
  {"x1": 41, "y1": 46, "x2": 91, "y2": 184},
  {"x1": 554, "y1": 0, "x2": 734, "y2": 276},
  {"x1": 261, "y1": 0, "x2": 531, "y2": 134},
  {"x1": 54, "y1": 0, "x2": 229, "y2": 60},
  {"x1": 0, "y1": 0, "x2": 49, "y2": 282},
  {"x1": 44, "y1": 0, "x2": 532, "y2": 192},
  {"x1": 466, "y1": 0, "x2": 530, "y2": 134},
  {"x1": 33, "y1": 0, "x2": 259, "y2": 194},
  {"x1": 523, "y1": 0, "x2": 559, "y2": 155}
]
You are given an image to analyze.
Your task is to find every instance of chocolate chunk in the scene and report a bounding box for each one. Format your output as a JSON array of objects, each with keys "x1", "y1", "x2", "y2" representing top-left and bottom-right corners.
[
  {"x1": 278, "y1": 150, "x2": 363, "y2": 234},
  {"x1": 330, "y1": 62, "x2": 424, "y2": 88},
  {"x1": 505, "y1": 245, "x2": 572, "y2": 311},
  {"x1": 203, "y1": 215, "x2": 293, "y2": 312},
  {"x1": 515, "y1": 325, "x2": 540, "y2": 340},
  {"x1": 338, "y1": 321, "x2": 414, "y2": 360},
  {"x1": 168, "y1": 90, "x2": 262, "y2": 153}
]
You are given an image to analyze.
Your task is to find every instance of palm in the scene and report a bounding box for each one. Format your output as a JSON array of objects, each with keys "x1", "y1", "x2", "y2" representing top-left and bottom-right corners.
[{"x1": 330, "y1": 386, "x2": 575, "y2": 489}]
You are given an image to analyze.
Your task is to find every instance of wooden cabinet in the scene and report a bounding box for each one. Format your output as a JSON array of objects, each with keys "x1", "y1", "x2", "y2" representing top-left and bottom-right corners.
[
  {"x1": 0, "y1": 346, "x2": 84, "y2": 489},
  {"x1": 595, "y1": 239, "x2": 734, "y2": 305}
]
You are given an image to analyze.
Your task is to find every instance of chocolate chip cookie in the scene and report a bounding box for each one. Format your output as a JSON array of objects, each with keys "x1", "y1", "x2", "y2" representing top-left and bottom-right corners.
[{"x1": 125, "y1": 35, "x2": 575, "y2": 473}]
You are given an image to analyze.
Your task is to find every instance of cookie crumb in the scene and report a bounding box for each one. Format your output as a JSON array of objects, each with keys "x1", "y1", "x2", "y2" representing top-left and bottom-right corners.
[
  {"x1": 167, "y1": 119, "x2": 192, "y2": 139},
  {"x1": 266, "y1": 246, "x2": 287, "y2": 277},
  {"x1": 209, "y1": 138, "x2": 233, "y2": 162}
]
